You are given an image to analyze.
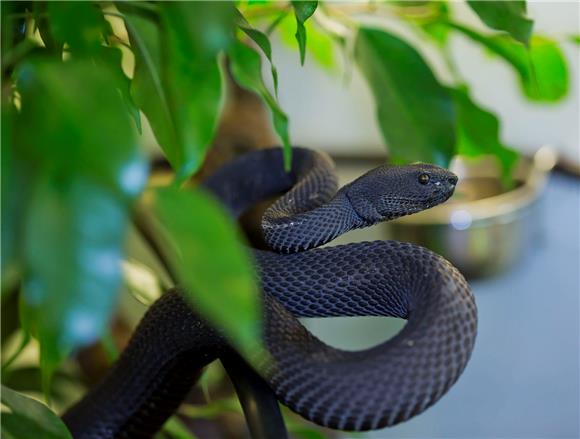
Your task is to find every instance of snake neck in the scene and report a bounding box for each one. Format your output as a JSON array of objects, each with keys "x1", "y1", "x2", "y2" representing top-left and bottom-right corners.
[{"x1": 262, "y1": 191, "x2": 366, "y2": 253}]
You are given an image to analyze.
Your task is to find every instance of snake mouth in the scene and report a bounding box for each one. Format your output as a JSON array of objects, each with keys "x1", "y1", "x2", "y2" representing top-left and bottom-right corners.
[
  {"x1": 383, "y1": 190, "x2": 454, "y2": 219},
  {"x1": 429, "y1": 188, "x2": 455, "y2": 207}
]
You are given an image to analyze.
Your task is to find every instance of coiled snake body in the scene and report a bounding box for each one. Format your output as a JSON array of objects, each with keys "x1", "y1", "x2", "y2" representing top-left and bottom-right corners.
[{"x1": 63, "y1": 147, "x2": 478, "y2": 438}]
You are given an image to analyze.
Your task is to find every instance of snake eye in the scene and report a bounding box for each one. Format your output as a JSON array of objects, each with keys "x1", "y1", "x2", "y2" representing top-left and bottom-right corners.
[{"x1": 418, "y1": 173, "x2": 430, "y2": 185}]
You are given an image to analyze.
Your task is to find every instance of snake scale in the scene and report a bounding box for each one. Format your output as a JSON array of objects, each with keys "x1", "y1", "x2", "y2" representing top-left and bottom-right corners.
[{"x1": 63, "y1": 147, "x2": 478, "y2": 438}]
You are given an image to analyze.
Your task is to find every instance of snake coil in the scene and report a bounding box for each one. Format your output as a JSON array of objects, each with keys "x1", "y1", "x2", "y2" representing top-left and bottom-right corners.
[{"x1": 63, "y1": 147, "x2": 477, "y2": 438}]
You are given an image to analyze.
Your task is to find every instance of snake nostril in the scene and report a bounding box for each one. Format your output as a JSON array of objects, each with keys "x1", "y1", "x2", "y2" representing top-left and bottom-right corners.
[{"x1": 448, "y1": 176, "x2": 458, "y2": 185}]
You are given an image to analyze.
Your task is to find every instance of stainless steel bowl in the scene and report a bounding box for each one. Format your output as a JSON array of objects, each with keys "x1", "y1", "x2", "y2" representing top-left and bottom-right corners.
[{"x1": 388, "y1": 147, "x2": 557, "y2": 278}]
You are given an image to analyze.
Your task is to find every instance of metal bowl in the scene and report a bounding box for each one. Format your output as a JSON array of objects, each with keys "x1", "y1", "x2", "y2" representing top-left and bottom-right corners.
[{"x1": 388, "y1": 147, "x2": 557, "y2": 278}]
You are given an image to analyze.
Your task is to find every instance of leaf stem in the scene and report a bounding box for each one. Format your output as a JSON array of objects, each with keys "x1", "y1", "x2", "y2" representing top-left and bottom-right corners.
[
  {"x1": 133, "y1": 208, "x2": 178, "y2": 285},
  {"x1": 1, "y1": 332, "x2": 31, "y2": 375}
]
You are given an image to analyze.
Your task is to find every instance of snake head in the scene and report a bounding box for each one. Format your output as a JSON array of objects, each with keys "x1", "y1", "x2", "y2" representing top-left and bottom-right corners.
[{"x1": 344, "y1": 163, "x2": 458, "y2": 223}]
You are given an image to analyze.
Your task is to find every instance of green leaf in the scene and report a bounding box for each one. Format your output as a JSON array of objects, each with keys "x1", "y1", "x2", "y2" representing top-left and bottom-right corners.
[
  {"x1": 15, "y1": 60, "x2": 147, "y2": 390},
  {"x1": 45, "y1": 3, "x2": 140, "y2": 130},
  {"x1": 46, "y1": 2, "x2": 110, "y2": 54},
  {"x1": 398, "y1": 1, "x2": 451, "y2": 46},
  {"x1": 124, "y1": 2, "x2": 235, "y2": 182},
  {"x1": 160, "y1": 1, "x2": 236, "y2": 181},
  {"x1": 16, "y1": 60, "x2": 146, "y2": 194},
  {"x1": 292, "y1": 1, "x2": 318, "y2": 65},
  {"x1": 355, "y1": 27, "x2": 456, "y2": 166},
  {"x1": 228, "y1": 39, "x2": 291, "y2": 169},
  {"x1": 162, "y1": 417, "x2": 199, "y2": 439},
  {"x1": 451, "y1": 87, "x2": 518, "y2": 186},
  {"x1": 275, "y1": 12, "x2": 334, "y2": 70},
  {"x1": 180, "y1": 397, "x2": 242, "y2": 419},
  {"x1": 466, "y1": 0, "x2": 533, "y2": 46},
  {"x1": 35, "y1": 2, "x2": 63, "y2": 55},
  {"x1": 98, "y1": 46, "x2": 142, "y2": 133},
  {"x1": 302, "y1": 19, "x2": 335, "y2": 70},
  {"x1": 237, "y1": 10, "x2": 279, "y2": 94},
  {"x1": 450, "y1": 23, "x2": 569, "y2": 102},
  {"x1": 1, "y1": 101, "x2": 20, "y2": 291},
  {"x1": 1, "y1": 385, "x2": 73, "y2": 439},
  {"x1": 122, "y1": 10, "x2": 180, "y2": 171},
  {"x1": 149, "y1": 186, "x2": 262, "y2": 357},
  {"x1": 22, "y1": 173, "x2": 131, "y2": 394},
  {"x1": 287, "y1": 425, "x2": 328, "y2": 439}
]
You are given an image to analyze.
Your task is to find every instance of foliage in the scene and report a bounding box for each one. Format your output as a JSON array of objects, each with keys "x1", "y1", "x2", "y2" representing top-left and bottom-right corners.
[
  {"x1": 1, "y1": 385, "x2": 72, "y2": 439},
  {"x1": 0, "y1": 1, "x2": 570, "y2": 438},
  {"x1": 355, "y1": 27, "x2": 456, "y2": 166}
]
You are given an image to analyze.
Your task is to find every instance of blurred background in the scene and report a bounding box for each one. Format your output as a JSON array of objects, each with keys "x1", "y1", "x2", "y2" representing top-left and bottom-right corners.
[
  {"x1": 2, "y1": 1, "x2": 578, "y2": 439},
  {"x1": 275, "y1": 2, "x2": 579, "y2": 164},
  {"x1": 240, "y1": 2, "x2": 580, "y2": 437}
]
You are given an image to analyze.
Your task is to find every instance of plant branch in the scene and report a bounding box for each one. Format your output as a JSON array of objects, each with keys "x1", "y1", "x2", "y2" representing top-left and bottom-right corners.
[
  {"x1": 132, "y1": 207, "x2": 178, "y2": 285},
  {"x1": 222, "y1": 354, "x2": 289, "y2": 439}
]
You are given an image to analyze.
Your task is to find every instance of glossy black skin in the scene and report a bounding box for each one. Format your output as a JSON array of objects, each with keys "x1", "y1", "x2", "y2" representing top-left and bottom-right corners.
[
  {"x1": 63, "y1": 148, "x2": 476, "y2": 438},
  {"x1": 344, "y1": 163, "x2": 458, "y2": 223}
]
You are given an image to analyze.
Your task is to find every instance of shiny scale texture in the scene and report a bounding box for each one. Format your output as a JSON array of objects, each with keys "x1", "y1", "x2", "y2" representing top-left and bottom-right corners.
[{"x1": 63, "y1": 147, "x2": 477, "y2": 438}]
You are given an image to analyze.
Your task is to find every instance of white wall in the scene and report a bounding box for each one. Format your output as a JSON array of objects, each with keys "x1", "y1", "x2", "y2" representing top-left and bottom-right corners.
[{"x1": 272, "y1": 1, "x2": 579, "y2": 164}]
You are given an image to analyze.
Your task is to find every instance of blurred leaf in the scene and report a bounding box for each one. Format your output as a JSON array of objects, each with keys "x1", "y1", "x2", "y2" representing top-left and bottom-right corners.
[
  {"x1": 1, "y1": 2, "x2": 19, "y2": 56},
  {"x1": 45, "y1": 3, "x2": 141, "y2": 131},
  {"x1": 402, "y1": 1, "x2": 451, "y2": 46},
  {"x1": 292, "y1": 0, "x2": 318, "y2": 65},
  {"x1": 100, "y1": 328, "x2": 119, "y2": 364},
  {"x1": 122, "y1": 259, "x2": 163, "y2": 306},
  {"x1": 228, "y1": 39, "x2": 291, "y2": 169},
  {"x1": 390, "y1": 1, "x2": 431, "y2": 6},
  {"x1": 180, "y1": 397, "x2": 242, "y2": 419},
  {"x1": 162, "y1": 417, "x2": 198, "y2": 439},
  {"x1": 98, "y1": 46, "x2": 142, "y2": 132},
  {"x1": 149, "y1": 186, "x2": 261, "y2": 358},
  {"x1": 287, "y1": 425, "x2": 328, "y2": 439},
  {"x1": 1, "y1": 385, "x2": 73, "y2": 439},
  {"x1": 237, "y1": 10, "x2": 279, "y2": 94},
  {"x1": 450, "y1": 23, "x2": 569, "y2": 102},
  {"x1": 159, "y1": 2, "x2": 235, "y2": 182},
  {"x1": 1, "y1": 291, "x2": 20, "y2": 346},
  {"x1": 34, "y1": 2, "x2": 63, "y2": 55},
  {"x1": 15, "y1": 60, "x2": 147, "y2": 391},
  {"x1": 16, "y1": 60, "x2": 147, "y2": 194},
  {"x1": 1, "y1": 101, "x2": 23, "y2": 292},
  {"x1": 302, "y1": 19, "x2": 335, "y2": 70},
  {"x1": 121, "y1": 10, "x2": 180, "y2": 170},
  {"x1": 2, "y1": 367, "x2": 77, "y2": 402},
  {"x1": 46, "y1": 2, "x2": 110, "y2": 54},
  {"x1": 523, "y1": 36, "x2": 569, "y2": 101},
  {"x1": 276, "y1": 13, "x2": 333, "y2": 69},
  {"x1": 466, "y1": 0, "x2": 533, "y2": 46},
  {"x1": 355, "y1": 27, "x2": 456, "y2": 166},
  {"x1": 124, "y1": 2, "x2": 235, "y2": 182},
  {"x1": 198, "y1": 362, "x2": 226, "y2": 402},
  {"x1": 265, "y1": 10, "x2": 290, "y2": 36},
  {"x1": 569, "y1": 34, "x2": 580, "y2": 45},
  {"x1": 451, "y1": 87, "x2": 518, "y2": 186},
  {"x1": 21, "y1": 173, "x2": 130, "y2": 395},
  {"x1": 1, "y1": 332, "x2": 30, "y2": 374}
]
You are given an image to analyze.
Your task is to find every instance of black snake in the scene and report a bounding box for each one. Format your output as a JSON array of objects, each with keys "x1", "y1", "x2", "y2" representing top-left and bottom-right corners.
[{"x1": 63, "y1": 147, "x2": 478, "y2": 438}]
